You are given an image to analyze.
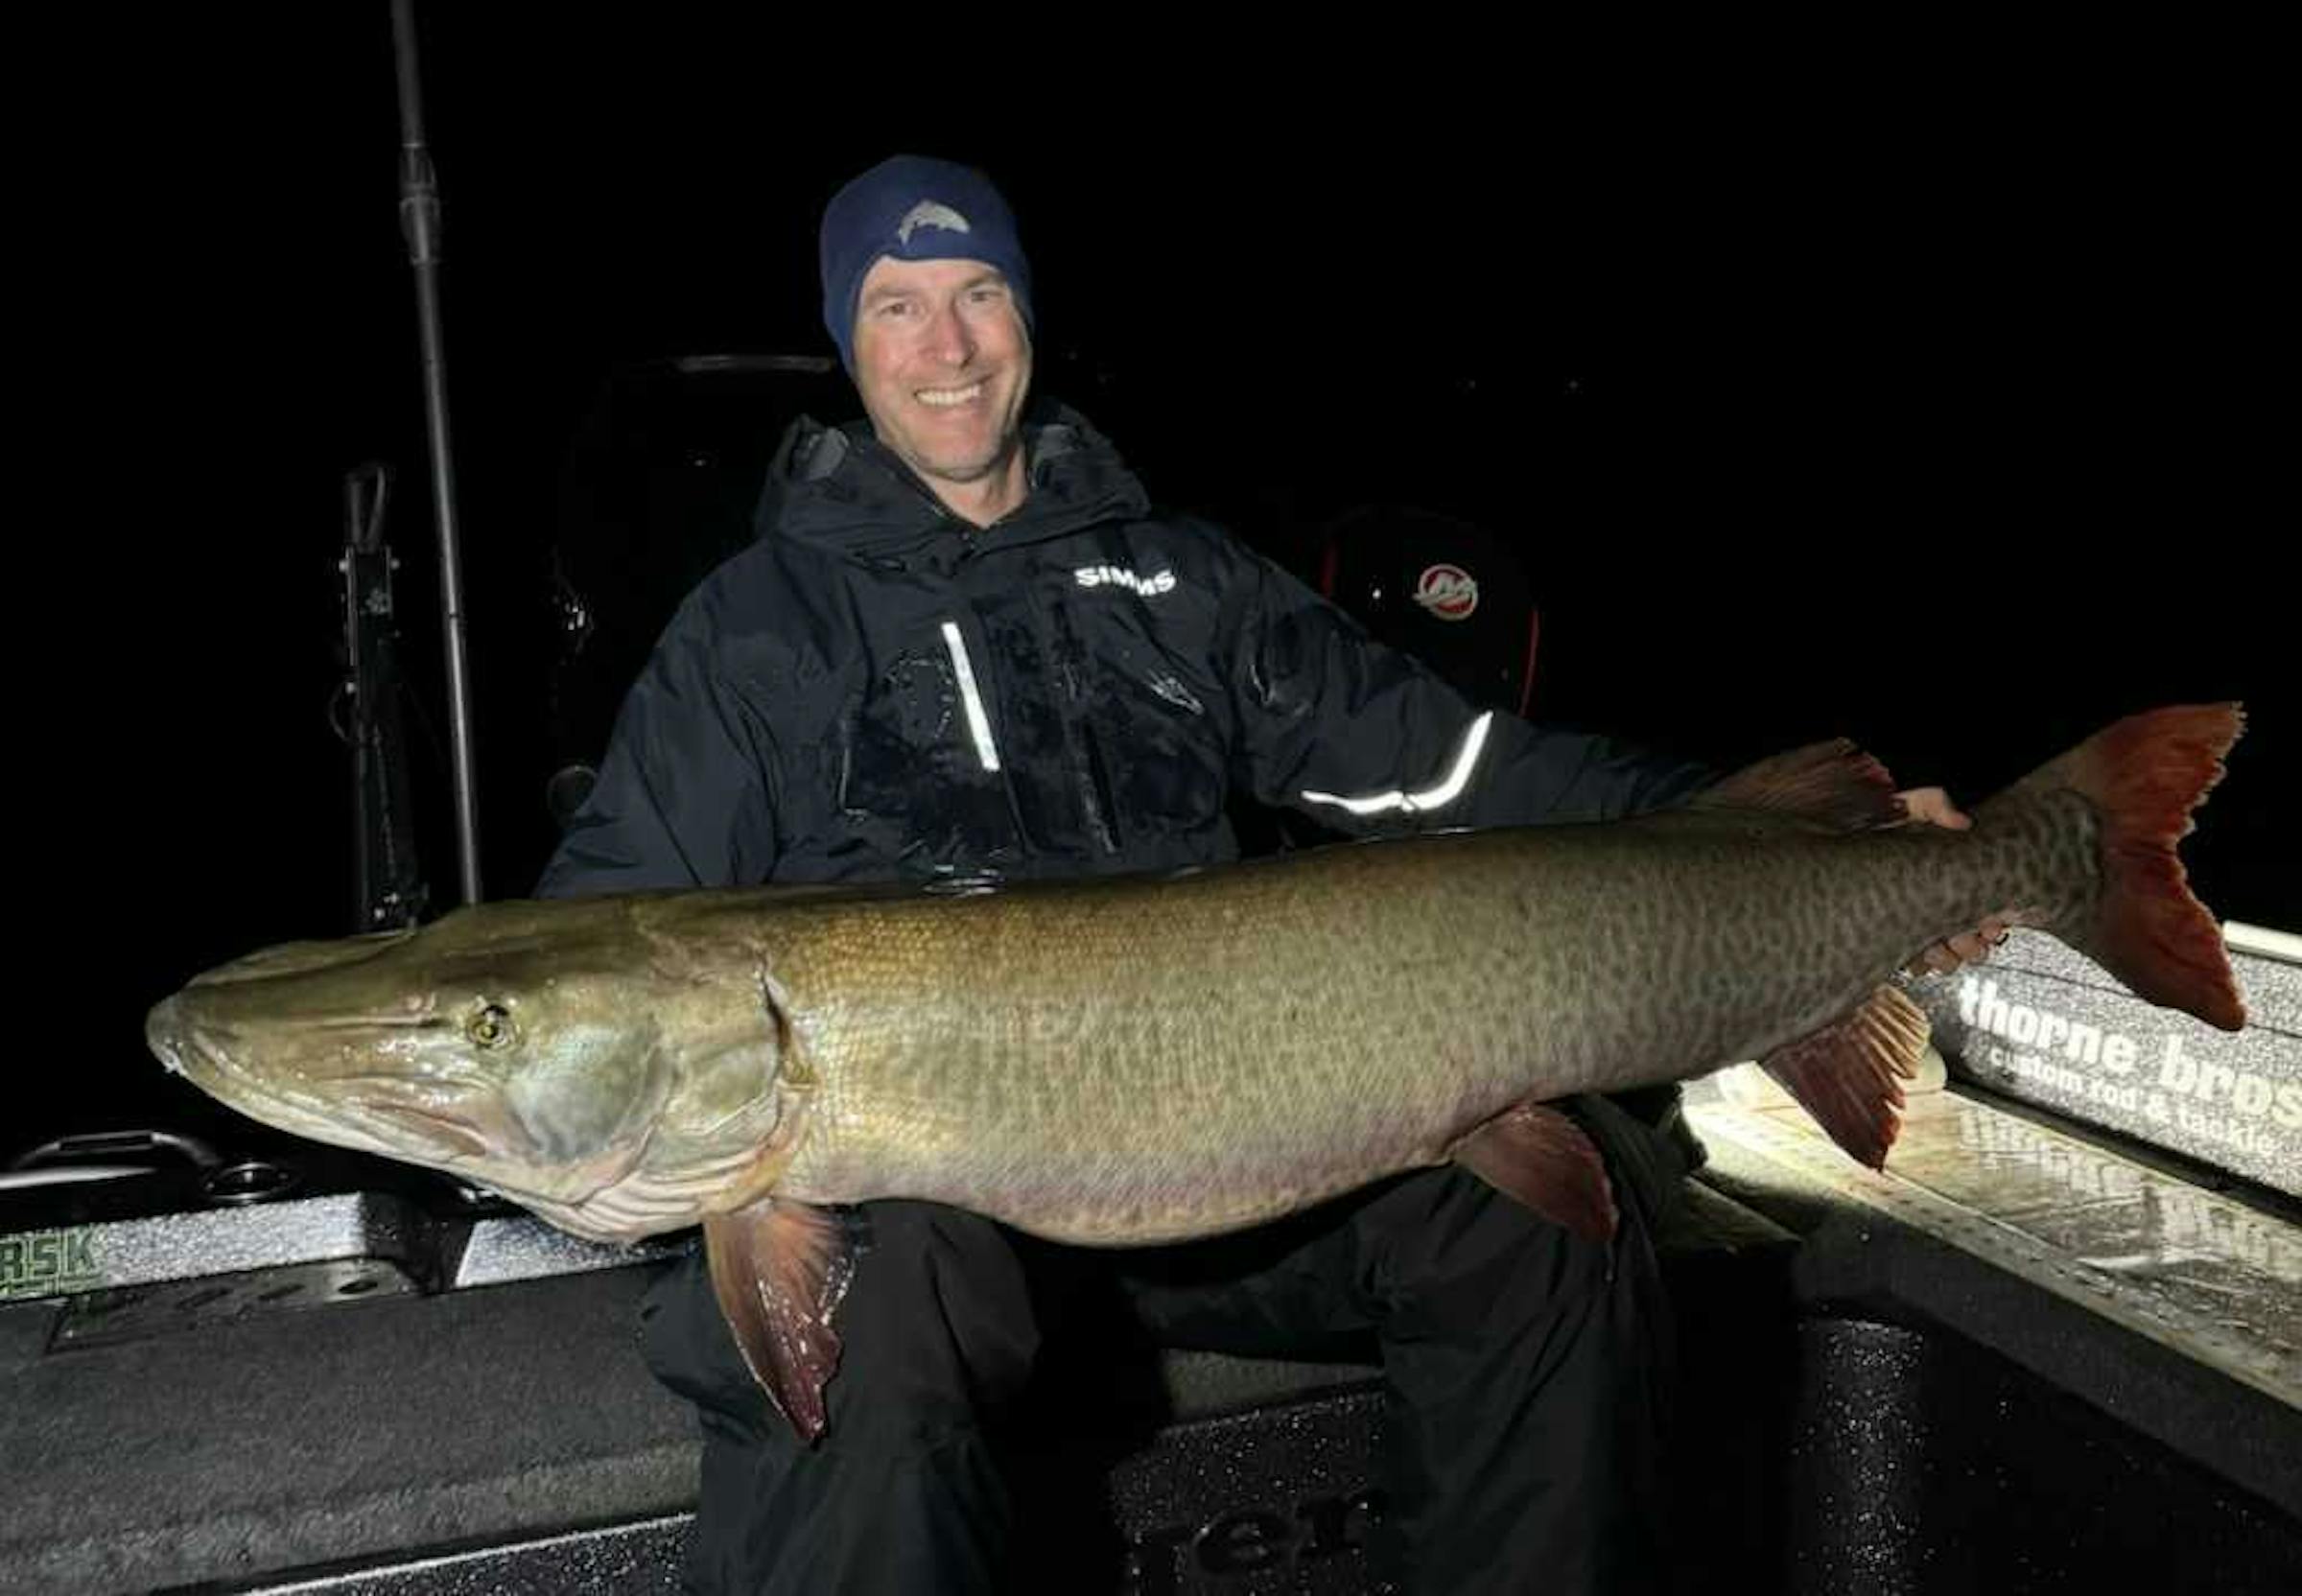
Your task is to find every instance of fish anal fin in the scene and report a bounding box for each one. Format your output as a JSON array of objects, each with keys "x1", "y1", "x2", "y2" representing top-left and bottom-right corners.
[
  {"x1": 1452, "y1": 1101, "x2": 1619, "y2": 1244},
  {"x1": 1696, "y1": 739, "x2": 1905, "y2": 831},
  {"x1": 1759, "y1": 985, "x2": 1931, "y2": 1169},
  {"x1": 703, "y1": 1198, "x2": 858, "y2": 1444}
]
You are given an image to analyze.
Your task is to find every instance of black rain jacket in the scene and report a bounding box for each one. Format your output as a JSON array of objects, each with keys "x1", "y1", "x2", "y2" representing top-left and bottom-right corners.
[{"x1": 538, "y1": 404, "x2": 1715, "y2": 900}]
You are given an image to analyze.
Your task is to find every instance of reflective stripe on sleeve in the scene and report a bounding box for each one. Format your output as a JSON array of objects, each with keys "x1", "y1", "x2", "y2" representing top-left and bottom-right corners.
[{"x1": 1301, "y1": 711, "x2": 1493, "y2": 817}]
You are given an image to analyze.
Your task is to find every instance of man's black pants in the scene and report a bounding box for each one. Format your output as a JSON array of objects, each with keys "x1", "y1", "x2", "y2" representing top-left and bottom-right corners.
[{"x1": 640, "y1": 1097, "x2": 1686, "y2": 1594}]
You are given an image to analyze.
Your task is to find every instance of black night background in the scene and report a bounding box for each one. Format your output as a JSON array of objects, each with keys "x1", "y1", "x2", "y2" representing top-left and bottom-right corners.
[{"x1": 28, "y1": 12, "x2": 2293, "y2": 1150}]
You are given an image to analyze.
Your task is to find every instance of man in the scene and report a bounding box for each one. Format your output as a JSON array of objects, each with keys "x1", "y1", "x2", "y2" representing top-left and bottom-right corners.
[{"x1": 539, "y1": 153, "x2": 2000, "y2": 1594}]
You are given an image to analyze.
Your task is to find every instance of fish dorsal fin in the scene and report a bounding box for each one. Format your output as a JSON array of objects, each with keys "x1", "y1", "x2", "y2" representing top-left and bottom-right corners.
[
  {"x1": 1758, "y1": 984, "x2": 1931, "y2": 1168},
  {"x1": 1451, "y1": 1101, "x2": 1619, "y2": 1243},
  {"x1": 1694, "y1": 739, "x2": 1905, "y2": 831},
  {"x1": 704, "y1": 1197, "x2": 859, "y2": 1443}
]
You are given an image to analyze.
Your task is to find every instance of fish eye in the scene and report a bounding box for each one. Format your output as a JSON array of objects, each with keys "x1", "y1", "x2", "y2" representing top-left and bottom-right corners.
[{"x1": 468, "y1": 1003, "x2": 517, "y2": 1049}]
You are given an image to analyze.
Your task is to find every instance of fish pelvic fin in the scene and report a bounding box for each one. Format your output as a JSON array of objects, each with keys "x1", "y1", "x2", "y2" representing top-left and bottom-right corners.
[
  {"x1": 1451, "y1": 1101, "x2": 1619, "y2": 1243},
  {"x1": 1693, "y1": 739, "x2": 1906, "y2": 831},
  {"x1": 1760, "y1": 984, "x2": 1929, "y2": 1169},
  {"x1": 2002, "y1": 704, "x2": 2247, "y2": 1032},
  {"x1": 703, "y1": 1198, "x2": 859, "y2": 1445}
]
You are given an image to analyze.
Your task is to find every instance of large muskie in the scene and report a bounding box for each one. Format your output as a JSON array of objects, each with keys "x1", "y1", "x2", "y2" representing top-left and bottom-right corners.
[{"x1": 147, "y1": 706, "x2": 2248, "y2": 1438}]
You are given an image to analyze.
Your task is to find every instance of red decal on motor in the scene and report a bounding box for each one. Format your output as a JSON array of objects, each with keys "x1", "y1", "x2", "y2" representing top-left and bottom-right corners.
[{"x1": 1414, "y1": 564, "x2": 1479, "y2": 621}]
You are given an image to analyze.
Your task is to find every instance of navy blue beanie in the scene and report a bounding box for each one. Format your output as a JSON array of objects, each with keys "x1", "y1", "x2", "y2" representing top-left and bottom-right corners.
[{"x1": 819, "y1": 154, "x2": 1035, "y2": 373}]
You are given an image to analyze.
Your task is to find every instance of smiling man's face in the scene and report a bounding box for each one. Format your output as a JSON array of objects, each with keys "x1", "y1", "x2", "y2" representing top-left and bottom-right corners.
[{"x1": 851, "y1": 254, "x2": 1033, "y2": 524}]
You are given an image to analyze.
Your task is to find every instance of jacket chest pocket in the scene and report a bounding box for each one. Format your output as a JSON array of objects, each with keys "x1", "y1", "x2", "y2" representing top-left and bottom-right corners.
[
  {"x1": 1045, "y1": 598, "x2": 1232, "y2": 842},
  {"x1": 841, "y1": 622, "x2": 1004, "y2": 783},
  {"x1": 818, "y1": 625, "x2": 1022, "y2": 875}
]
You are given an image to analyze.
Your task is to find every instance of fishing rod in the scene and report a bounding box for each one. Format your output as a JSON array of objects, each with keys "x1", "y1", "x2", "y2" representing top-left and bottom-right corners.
[{"x1": 389, "y1": 0, "x2": 482, "y2": 906}]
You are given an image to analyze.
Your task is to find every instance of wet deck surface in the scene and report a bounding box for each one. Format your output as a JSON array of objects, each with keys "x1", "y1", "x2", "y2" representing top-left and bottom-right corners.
[{"x1": 1689, "y1": 1074, "x2": 2300, "y2": 1449}]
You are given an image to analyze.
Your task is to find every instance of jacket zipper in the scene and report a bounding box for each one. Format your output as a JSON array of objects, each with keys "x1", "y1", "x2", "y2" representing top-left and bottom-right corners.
[
  {"x1": 1047, "y1": 598, "x2": 1122, "y2": 855},
  {"x1": 1074, "y1": 720, "x2": 1123, "y2": 855}
]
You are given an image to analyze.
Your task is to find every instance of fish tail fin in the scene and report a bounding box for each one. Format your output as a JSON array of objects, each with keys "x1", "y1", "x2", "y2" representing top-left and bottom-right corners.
[{"x1": 1999, "y1": 703, "x2": 2247, "y2": 1032}]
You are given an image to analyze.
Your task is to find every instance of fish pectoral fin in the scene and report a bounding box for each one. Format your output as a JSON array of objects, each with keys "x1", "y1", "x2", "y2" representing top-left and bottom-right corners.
[
  {"x1": 703, "y1": 1198, "x2": 859, "y2": 1445},
  {"x1": 1759, "y1": 984, "x2": 1929, "y2": 1169},
  {"x1": 1452, "y1": 1101, "x2": 1619, "y2": 1244}
]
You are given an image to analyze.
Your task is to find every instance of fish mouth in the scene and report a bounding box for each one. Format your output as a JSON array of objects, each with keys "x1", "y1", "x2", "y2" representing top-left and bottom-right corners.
[
  {"x1": 147, "y1": 996, "x2": 253, "y2": 1103},
  {"x1": 147, "y1": 998, "x2": 495, "y2": 1167},
  {"x1": 147, "y1": 996, "x2": 193, "y2": 1078},
  {"x1": 351, "y1": 1097, "x2": 496, "y2": 1160}
]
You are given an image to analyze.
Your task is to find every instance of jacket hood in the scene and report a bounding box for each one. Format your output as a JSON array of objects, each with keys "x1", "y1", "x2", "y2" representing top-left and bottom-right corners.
[{"x1": 752, "y1": 398, "x2": 1153, "y2": 565}]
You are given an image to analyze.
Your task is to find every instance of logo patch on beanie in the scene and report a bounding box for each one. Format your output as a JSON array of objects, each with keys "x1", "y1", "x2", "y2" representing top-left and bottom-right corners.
[{"x1": 897, "y1": 200, "x2": 974, "y2": 246}]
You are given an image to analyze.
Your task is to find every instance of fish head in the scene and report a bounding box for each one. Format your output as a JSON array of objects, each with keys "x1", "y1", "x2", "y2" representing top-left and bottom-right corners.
[{"x1": 144, "y1": 895, "x2": 789, "y2": 1221}]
